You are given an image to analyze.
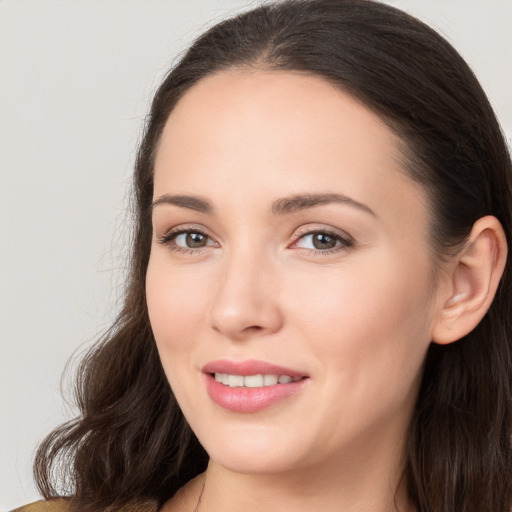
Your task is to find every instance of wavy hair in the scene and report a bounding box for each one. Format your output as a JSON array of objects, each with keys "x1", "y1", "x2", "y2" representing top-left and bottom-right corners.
[{"x1": 35, "y1": 1, "x2": 512, "y2": 511}]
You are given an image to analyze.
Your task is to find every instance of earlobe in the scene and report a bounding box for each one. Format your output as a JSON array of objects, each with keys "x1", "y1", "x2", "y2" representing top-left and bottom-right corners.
[{"x1": 432, "y1": 216, "x2": 508, "y2": 345}]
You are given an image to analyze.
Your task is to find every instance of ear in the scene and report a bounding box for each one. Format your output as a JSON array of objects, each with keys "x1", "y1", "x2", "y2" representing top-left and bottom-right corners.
[{"x1": 432, "y1": 215, "x2": 508, "y2": 345}]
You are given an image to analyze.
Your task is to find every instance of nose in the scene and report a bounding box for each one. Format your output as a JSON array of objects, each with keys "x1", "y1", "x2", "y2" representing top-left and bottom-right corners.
[{"x1": 209, "y1": 249, "x2": 283, "y2": 341}]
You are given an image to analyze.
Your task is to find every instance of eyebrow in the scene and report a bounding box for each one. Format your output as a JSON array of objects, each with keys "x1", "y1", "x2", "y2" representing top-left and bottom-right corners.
[
  {"x1": 151, "y1": 192, "x2": 375, "y2": 217},
  {"x1": 152, "y1": 194, "x2": 212, "y2": 213},
  {"x1": 271, "y1": 193, "x2": 376, "y2": 217}
]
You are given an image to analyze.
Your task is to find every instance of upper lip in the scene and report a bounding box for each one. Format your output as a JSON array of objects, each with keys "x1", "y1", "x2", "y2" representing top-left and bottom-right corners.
[{"x1": 202, "y1": 359, "x2": 307, "y2": 377}]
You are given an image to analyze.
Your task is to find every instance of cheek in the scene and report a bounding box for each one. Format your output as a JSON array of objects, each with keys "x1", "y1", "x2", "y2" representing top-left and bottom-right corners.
[
  {"x1": 287, "y1": 261, "x2": 434, "y2": 450},
  {"x1": 146, "y1": 255, "x2": 208, "y2": 359},
  {"x1": 145, "y1": 256, "x2": 212, "y2": 419},
  {"x1": 289, "y1": 255, "x2": 435, "y2": 391}
]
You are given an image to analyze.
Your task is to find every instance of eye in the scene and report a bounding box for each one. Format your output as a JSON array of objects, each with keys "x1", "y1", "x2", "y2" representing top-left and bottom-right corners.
[
  {"x1": 292, "y1": 229, "x2": 353, "y2": 253},
  {"x1": 174, "y1": 231, "x2": 210, "y2": 248},
  {"x1": 157, "y1": 227, "x2": 218, "y2": 252}
]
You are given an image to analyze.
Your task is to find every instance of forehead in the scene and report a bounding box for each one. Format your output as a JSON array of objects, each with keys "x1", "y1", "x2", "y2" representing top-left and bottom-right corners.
[
  {"x1": 157, "y1": 69, "x2": 400, "y2": 172},
  {"x1": 153, "y1": 69, "x2": 428, "y2": 229}
]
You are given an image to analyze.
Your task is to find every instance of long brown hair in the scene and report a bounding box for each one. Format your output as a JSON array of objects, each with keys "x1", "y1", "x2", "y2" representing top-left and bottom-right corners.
[{"x1": 35, "y1": 1, "x2": 512, "y2": 511}]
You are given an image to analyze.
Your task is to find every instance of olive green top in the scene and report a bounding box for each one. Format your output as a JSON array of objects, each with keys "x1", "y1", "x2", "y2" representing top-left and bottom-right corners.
[
  {"x1": 11, "y1": 499, "x2": 158, "y2": 512},
  {"x1": 11, "y1": 500, "x2": 70, "y2": 512}
]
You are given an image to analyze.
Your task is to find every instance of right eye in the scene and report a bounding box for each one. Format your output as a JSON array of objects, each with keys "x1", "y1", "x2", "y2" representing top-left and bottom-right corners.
[
  {"x1": 174, "y1": 231, "x2": 209, "y2": 248},
  {"x1": 157, "y1": 228, "x2": 218, "y2": 252}
]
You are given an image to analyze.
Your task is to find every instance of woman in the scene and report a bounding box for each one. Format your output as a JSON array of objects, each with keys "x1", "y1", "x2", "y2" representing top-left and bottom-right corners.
[{"x1": 17, "y1": 0, "x2": 512, "y2": 511}]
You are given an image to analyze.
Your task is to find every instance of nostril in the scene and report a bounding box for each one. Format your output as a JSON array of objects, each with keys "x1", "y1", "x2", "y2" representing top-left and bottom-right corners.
[{"x1": 244, "y1": 325, "x2": 264, "y2": 332}]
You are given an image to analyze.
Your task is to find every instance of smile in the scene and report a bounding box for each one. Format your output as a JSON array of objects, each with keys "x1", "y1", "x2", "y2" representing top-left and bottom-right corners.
[
  {"x1": 203, "y1": 360, "x2": 309, "y2": 413},
  {"x1": 214, "y1": 373, "x2": 303, "y2": 388}
]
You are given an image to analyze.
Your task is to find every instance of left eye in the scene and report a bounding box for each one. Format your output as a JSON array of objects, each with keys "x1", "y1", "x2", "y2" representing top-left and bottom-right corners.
[{"x1": 294, "y1": 231, "x2": 351, "y2": 251}]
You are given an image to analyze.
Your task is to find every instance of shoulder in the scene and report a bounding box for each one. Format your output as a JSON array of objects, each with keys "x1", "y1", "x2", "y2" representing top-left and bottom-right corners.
[{"x1": 11, "y1": 499, "x2": 71, "y2": 512}]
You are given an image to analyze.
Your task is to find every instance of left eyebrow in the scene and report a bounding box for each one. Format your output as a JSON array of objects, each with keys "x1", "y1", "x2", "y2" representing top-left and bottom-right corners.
[{"x1": 271, "y1": 193, "x2": 376, "y2": 217}]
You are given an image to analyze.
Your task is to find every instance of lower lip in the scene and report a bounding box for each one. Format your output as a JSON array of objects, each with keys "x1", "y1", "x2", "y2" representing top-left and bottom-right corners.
[{"x1": 205, "y1": 374, "x2": 308, "y2": 413}]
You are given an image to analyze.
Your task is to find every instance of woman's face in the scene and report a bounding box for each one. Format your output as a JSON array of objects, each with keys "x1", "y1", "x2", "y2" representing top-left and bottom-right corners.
[{"x1": 146, "y1": 70, "x2": 444, "y2": 476}]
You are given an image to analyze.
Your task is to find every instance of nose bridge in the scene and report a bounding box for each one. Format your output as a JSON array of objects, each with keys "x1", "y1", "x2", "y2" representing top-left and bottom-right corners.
[{"x1": 209, "y1": 241, "x2": 282, "y2": 340}]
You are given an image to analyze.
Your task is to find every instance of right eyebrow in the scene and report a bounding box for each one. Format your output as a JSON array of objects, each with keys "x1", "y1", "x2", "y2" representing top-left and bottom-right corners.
[{"x1": 151, "y1": 194, "x2": 213, "y2": 214}]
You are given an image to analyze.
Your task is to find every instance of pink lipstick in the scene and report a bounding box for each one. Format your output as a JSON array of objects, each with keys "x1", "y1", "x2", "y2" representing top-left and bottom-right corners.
[{"x1": 203, "y1": 359, "x2": 309, "y2": 413}]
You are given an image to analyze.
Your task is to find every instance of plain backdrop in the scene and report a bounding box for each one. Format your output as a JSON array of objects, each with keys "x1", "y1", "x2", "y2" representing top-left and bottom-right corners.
[{"x1": 1, "y1": 0, "x2": 511, "y2": 508}]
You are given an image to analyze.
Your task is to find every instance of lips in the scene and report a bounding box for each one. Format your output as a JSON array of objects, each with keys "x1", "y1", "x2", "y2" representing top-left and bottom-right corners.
[
  {"x1": 203, "y1": 359, "x2": 306, "y2": 377},
  {"x1": 203, "y1": 359, "x2": 309, "y2": 413}
]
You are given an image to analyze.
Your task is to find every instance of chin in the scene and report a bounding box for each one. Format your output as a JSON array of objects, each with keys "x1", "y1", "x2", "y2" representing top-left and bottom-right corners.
[
  {"x1": 208, "y1": 446, "x2": 304, "y2": 476},
  {"x1": 193, "y1": 421, "x2": 310, "y2": 475}
]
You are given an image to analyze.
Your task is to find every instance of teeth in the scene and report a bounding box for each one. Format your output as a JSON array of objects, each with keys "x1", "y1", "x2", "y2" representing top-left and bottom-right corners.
[
  {"x1": 214, "y1": 373, "x2": 302, "y2": 388},
  {"x1": 228, "y1": 374, "x2": 244, "y2": 388},
  {"x1": 244, "y1": 374, "x2": 264, "y2": 387},
  {"x1": 263, "y1": 374, "x2": 278, "y2": 386}
]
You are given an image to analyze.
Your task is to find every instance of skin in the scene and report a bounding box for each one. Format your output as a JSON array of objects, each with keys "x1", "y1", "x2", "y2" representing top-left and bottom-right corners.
[{"x1": 146, "y1": 70, "x2": 452, "y2": 512}]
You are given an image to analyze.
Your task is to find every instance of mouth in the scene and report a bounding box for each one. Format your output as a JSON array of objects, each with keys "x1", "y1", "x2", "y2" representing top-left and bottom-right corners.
[{"x1": 202, "y1": 360, "x2": 309, "y2": 413}]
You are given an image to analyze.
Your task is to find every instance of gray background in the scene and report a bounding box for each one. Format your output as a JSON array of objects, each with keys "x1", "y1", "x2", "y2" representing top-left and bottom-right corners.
[{"x1": 1, "y1": 0, "x2": 511, "y2": 508}]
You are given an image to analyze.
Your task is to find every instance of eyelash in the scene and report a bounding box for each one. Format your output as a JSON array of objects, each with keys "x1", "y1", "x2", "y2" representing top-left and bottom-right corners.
[{"x1": 157, "y1": 226, "x2": 354, "y2": 256}]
